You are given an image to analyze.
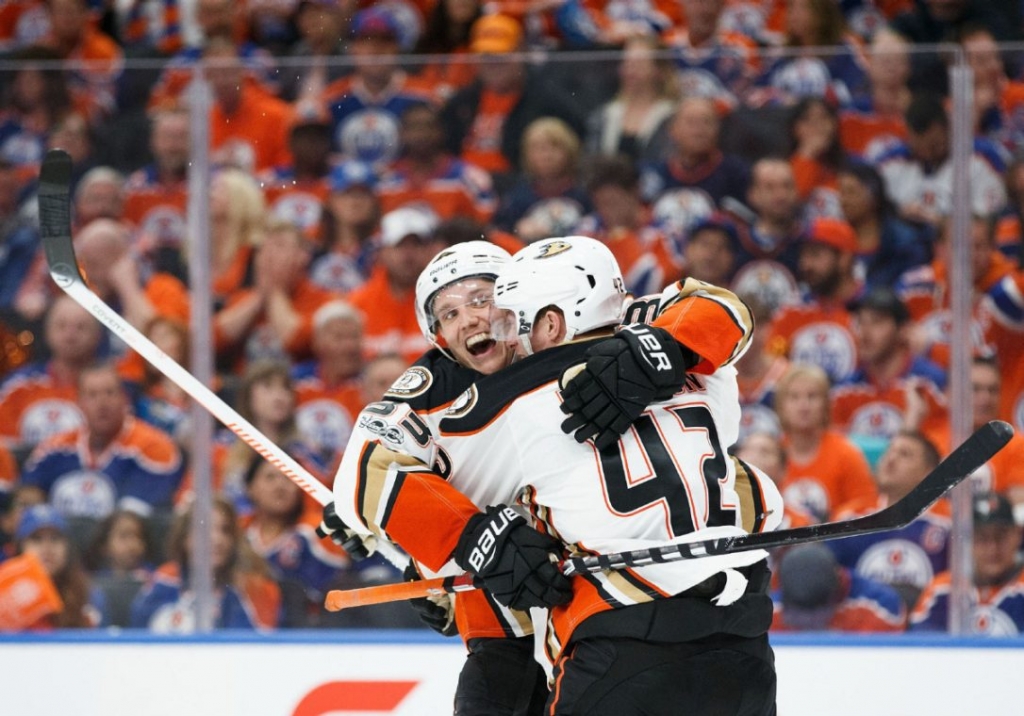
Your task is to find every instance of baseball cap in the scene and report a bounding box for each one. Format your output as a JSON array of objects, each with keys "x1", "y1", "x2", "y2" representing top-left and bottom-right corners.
[
  {"x1": 778, "y1": 544, "x2": 840, "y2": 629},
  {"x1": 973, "y1": 492, "x2": 1016, "y2": 527},
  {"x1": 847, "y1": 286, "x2": 910, "y2": 325},
  {"x1": 469, "y1": 15, "x2": 523, "y2": 54},
  {"x1": 380, "y1": 206, "x2": 439, "y2": 247},
  {"x1": 802, "y1": 217, "x2": 858, "y2": 254},
  {"x1": 351, "y1": 7, "x2": 400, "y2": 40},
  {"x1": 329, "y1": 161, "x2": 377, "y2": 193},
  {"x1": 16, "y1": 504, "x2": 68, "y2": 542}
]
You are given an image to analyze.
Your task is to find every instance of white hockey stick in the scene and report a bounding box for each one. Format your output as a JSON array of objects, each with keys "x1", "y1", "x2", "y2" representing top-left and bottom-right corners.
[{"x1": 37, "y1": 149, "x2": 408, "y2": 569}]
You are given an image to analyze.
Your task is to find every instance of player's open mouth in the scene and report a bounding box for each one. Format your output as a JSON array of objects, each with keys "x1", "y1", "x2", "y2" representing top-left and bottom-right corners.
[{"x1": 466, "y1": 332, "x2": 496, "y2": 357}]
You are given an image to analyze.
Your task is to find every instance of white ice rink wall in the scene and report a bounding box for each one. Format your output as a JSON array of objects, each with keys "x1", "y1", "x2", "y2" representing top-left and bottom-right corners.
[{"x1": 1, "y1": 632, "x2": 1022, "y2": 715}]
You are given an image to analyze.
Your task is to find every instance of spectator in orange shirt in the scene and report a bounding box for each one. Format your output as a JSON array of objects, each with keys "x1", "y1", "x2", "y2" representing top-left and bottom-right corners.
[
  {"x1": 831, "y1": 286, "x2": 947, "y2": 442},
  {"x1": 494, "y1": 117, "x2": 589, "y2": 243},
  {"x1": 0, "y1": 296, "x2": 100, "y2": 448},
  {"x1": 840, "y1": 27, "x2": 910, "y2": 162},
  {"x1": 40, "y1": 0, "x2": 123, "y2": 120},
  {"x1": 346, "y1": 205, "x2": 440, "y2": 364},
  {"x1": 767, "y1": 217, "x2": 862, "y2": 385},
  {"x1": 309, "y1": 161, "x2": 380, "y2": 293},
  {"x1": 920, "y1": 356, "x2": 1024, "y2": 507},
  {"x1": 414, "y1": 0, "x2": 485, "y2": 101},
  {"x1": 206, "y1": 36, "x2": 294, "y2": 173},
  {"x1": 260, "y1": 111, "x2": 333, "y2": 243},
  {"x1": 774, "y1": 362, "x2": 877, "y2": 522},
  {"x1": 441, "y1": 14, "x2": 586, "y2": 185},
  {"x1": 214, "y1": 219, "x2": 339, "y2": 370},
  {"x1": 122, "y1": 107, "x2": 191, "y2": 281},
  {"x1": 788, "y1": 96, "x2": 845, "y2": 213},
  {"x1": 207, "y1": 167, "x2": 266, "y2": 308},
  {"x1": 292, "y1": 300, "x2": 367, "y2": 468},
  {"x1": 378, "y1": 102, "x2": 497, "y2": 225},
  {"x1": 572, "y1": 154, "x2": 680, "y2": 297}
]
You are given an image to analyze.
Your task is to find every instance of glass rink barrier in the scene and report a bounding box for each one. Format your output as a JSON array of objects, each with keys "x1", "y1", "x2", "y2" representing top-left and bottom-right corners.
[{"x1": 2, "y1": 17, "x2": 1024, "y2": 713}]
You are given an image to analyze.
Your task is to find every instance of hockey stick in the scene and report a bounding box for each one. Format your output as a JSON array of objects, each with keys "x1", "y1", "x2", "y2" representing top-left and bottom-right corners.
[
  {"x1": 324, "y1": 419, "x2": 1014, "y2": 611},
  {"x1": 36, "y1": 149, "x2": 410, "y2": 568}
]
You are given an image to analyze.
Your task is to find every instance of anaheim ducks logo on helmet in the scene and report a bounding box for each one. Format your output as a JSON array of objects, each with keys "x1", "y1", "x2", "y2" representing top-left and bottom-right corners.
[{"x1": 534, "y1": 240, "x2": 572, "y2": 259}]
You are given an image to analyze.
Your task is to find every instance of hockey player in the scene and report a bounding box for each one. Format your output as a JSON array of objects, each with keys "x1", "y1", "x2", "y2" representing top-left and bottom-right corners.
[
  {"x1": 323, "y1": 235, "x2": 770, "y2": 714},
  {"x1": 330, "y1": 237, "x2": 783, "y2": 715}
]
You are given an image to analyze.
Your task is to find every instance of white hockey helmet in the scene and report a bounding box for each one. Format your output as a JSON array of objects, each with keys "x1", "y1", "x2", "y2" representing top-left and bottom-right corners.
[
  {"x1": 491, "y1": 236, "x2": 627, "y2": 351},
  {"x1": 415, "y1": 240, "x2": 512, "y2": 352}
]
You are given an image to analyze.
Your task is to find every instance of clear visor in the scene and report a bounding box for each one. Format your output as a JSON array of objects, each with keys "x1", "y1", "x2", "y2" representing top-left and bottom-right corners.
[
  {"x1": 488, "y1": 304, "x2": 522, "y2": 341},
  {"x1": 428, "y1": 278, "x2": 496, "y2": 329}
]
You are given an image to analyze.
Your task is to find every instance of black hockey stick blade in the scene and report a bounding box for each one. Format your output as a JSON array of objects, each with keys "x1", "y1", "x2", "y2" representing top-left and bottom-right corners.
[
  {"x1": 563, "y1": 420, "x2": 1014, "y2": 576},
  {"x1": 38, "y1": 149, "x2": 84, "y2": 288}
]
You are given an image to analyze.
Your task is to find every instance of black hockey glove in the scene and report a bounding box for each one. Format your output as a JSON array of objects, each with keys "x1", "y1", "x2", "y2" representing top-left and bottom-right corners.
[
  {"x1": 317, "y1": 502, "x2": 377, "y2": 561},
  {"x1": 454, "y1": 505, "x2": 572, "y2": 611},
  {"x1": 404, "y1": 564, "x2": 458, "y2": 637},
  {"x1": 559, "y1": 325, "x2": 697, "y2": 451}
]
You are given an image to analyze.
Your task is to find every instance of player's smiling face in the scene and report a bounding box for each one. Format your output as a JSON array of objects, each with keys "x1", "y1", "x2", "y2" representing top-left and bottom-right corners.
[{"x1": 432, "y1": 278, "x2": 515, "y2": 375}]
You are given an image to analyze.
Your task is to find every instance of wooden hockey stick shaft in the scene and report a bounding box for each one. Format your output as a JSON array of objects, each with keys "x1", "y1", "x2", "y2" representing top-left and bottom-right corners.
[
  {"x1": 323, "y1": 420, "x2": 1013, "y2": 611},
  {"x1": 36, "y1": 150, "x2": 411, "y2": 568}
]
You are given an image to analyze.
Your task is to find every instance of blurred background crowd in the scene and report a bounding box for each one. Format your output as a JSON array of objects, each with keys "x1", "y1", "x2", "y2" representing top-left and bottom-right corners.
[{"x1": 1, "y1": 0, "x2": 1024, "y2": 636}]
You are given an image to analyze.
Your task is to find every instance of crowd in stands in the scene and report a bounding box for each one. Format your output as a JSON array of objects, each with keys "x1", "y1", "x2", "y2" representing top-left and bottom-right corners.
[{"x1": 2, "y1": 0, "x2": 1024, "y2": 635}]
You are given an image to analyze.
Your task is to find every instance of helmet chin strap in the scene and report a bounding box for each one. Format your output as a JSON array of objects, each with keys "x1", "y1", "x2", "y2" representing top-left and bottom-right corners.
[{"x1": 516, "y1": 334, "x2": 534, "y2": 358}]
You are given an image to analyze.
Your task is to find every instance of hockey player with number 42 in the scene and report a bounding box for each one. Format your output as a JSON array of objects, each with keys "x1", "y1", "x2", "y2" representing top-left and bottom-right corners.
[{"x1": 330, "y1": 236, "x2": 784, "y2": 715}]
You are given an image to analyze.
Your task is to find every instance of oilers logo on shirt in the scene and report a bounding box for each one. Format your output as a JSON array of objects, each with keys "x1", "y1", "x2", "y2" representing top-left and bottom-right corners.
[
  {"x1": 788, "y1": 322, "x2": 857, "y2": 384},
  {"x1": 971, "y1": 604, "x2": 1022, "y2": 636},
  {"x1": 856, "y1": 538, "x2": 936, "y2": 589},
  {"x1": 337, "y1": 109, "x2": 401, "y2": 165},
  {"x1": 270, "y1": 192, "x2": 323, "y2": 234},
  {"x1": 296, "y1": 399, "x2": 353, "y2": 456},
  {"x1": 730, "y1": 260, "x2": 800, "y2": 314},
  {"x1": 848, "y1": 402, "x2": 905, "y2": 440},
  {"x1": 50, "y1": 470, "x2": 118, "y2": 519},
  {"x1": 19, "y1": 400, "x2": 83, "y2": 445},
  {"x1": 139, "y1": 206, "x2": 187, "y2": 247},
  {"x1": 782, "y1": 478, "x2": 831, "y2": 523}
]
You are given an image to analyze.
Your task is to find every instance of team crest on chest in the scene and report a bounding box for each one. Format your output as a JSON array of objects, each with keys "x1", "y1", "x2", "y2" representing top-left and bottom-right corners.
[{"x1": 384, "y1": 366, "x2": 433, "y2": 399}]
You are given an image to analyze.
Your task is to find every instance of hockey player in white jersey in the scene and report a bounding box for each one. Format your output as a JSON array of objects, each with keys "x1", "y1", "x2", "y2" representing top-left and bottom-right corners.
[{"x1": 331, "y1": 237, "x2": 783, "y2": 715}]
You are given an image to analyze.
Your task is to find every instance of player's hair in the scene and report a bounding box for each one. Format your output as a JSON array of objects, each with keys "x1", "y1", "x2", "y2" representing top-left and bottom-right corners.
[{"x1": 773, "y1": 362, "x2": 832, "y2": 430}]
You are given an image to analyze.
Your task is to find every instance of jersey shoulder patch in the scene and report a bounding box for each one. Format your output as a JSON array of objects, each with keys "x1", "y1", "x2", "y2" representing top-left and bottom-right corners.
[{"x1": 382, "y1": 349, "x2": 479, "y2": 411}]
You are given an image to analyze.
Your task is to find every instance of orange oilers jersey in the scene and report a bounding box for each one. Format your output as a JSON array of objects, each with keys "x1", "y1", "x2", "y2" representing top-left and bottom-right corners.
[
  {"x1": 121, "y1": 167, "x2": 189, "y2": 251},
  {"x1": 459, "y1": 89, "x2": 519, "y2": 175},
  {"x1": 779, "y1": 430, "x2": 877, "y2": 523},
  {"x1": 925, "y1": 426, "x2": 1024, "y2": 498},
  {"x1": 839, "y1": 106, "x2": 906, "y2": 161},
  {"x1": 346, "y1": 266, "x2": 432, "y2": 366},
  {"x1": 259, "y1": 169, "x2": 330, "y2": 242},
  {"x1": 377, "y1": 156, "x2": 497, "y2": 225},
  {"x1": 0, "y1": 361, "x2": 83, "y2": 447},
  {"x1": 210, "y1": 87, "x2": 295, "y2": 173},
  {"x1": 0, "y1": 443, "x2": 18, "y2": 489},
  {"x1": 766, "y1": 297, "x2": 858, "y2": 384},
  {"x1": 292, "y1": 362, "x2": 366, "y2": 462},
  {"x1": 981, "y1": 270, "x2": 1024, "y2": 434},
  {"x1": 44, "y1": 26, "x2": 123, "y2": 120}
]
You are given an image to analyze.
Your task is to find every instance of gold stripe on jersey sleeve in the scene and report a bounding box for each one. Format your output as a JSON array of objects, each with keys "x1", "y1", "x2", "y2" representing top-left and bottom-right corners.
[
  {"x1": 731, "y1": 455, "x2": 763, "y2": 534},
  {"x1": 358, "y1": 443, "x2": 428, "y2": 537},
  {"x1": 604, "y1": 570, "x2": 659, "y2": 604}
]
